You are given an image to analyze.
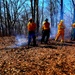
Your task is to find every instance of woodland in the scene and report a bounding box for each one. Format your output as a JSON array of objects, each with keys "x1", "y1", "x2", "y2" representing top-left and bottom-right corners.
[{"x1": 0, "y1": 0, "x2": 75, "y2": 75}]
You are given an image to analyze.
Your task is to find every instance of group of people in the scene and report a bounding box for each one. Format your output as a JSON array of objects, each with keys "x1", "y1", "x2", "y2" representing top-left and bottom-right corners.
[
  {"x1": 27, "y1": 18, "x2": 75, "y2": 48},
  {"x1": 27, "y1": 18, "x2": 50, "y2": 48}
]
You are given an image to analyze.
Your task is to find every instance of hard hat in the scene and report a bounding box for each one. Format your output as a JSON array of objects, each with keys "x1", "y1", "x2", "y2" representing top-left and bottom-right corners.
[
  {"x1": 60, "y1": 20, "x2": 64, "y2": 22},
  {"x1": 73, "y1": 23, "x2": 75, "y2": 25},
  {"x1": 72, "y1": 23, "x2": 75, "y2": 28},
  {"x1": 72, "y1": 23, "x2": 75, "y2": 26},
  {"x1": 45, "y1": 18, "x2": 48, "y2": 21},
  {"x1": 29, "y1": 18, "x2": 32, "y2": 21}
]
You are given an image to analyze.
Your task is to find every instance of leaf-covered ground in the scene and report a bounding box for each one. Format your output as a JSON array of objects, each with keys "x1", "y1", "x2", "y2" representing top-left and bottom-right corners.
[{"x1": 0, "y1": 36, "x2": 75, "y2": 75}]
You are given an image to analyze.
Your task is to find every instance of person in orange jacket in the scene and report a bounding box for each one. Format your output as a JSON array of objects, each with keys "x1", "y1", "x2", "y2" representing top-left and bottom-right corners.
[
  {"x1": 27, "y1": 18, "x2": 37, "y2": 47},
  {"x1": 71, "y1": 23, "x2": 75, "y2": 40},
  {"x1": 41, "y1": 18, "x2": 50, "y2": 44},
  {"x1": 55, "y1": 20, "x2": 65, "y2": 42}
]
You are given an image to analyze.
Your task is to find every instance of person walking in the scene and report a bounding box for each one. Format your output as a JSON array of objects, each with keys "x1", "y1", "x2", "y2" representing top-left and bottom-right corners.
[
  {"x1": 41, "y1": 18, "x2": 50, "y2": 44},
  {"x1": 55, "y1": 20, "x2": 65, "y2": 42}
]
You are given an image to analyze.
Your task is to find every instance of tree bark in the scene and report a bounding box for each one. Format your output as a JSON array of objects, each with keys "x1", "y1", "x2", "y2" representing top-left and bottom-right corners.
[
  {"x1": 36, "y1": 0, "x2": 39, "y2": 33},
  {"x1": 30, "y1": 0, "x2": 34, "y2": 20},
  {"x1": 0, "y1": 0, "x2": 4, "y2": 36},
  {"x1": 60, "y1": 0, "x2": 63, "y2": 20},
  {"x1": 6, "y1": 1, "x2": 11, "y2": 36},
  {"x1": 72, "y1": 0, "x2": 75, "y2": 22}
]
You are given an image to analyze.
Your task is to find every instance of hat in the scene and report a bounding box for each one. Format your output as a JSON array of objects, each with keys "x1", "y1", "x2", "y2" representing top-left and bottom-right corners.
[
  {"x1": 45, "y1": 18, "x2": 48, "y2": 21},
  {"x1": 29, "y1": 18, "x2": 32, "y2": 21},
  {"x1": 60, "y1": 20, "x2": 64, "y2": 22},
  {"x1": 73, "y1": 23, "x2": 75, "y2": 25}
]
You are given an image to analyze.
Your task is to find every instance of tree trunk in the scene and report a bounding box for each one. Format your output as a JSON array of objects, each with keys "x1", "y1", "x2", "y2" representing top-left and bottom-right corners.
[
  {"x1": 60, "y1": 0, "x2": 63, "y2": 20},
  {"x1": 71, "y1": 0, "x2": 75, "y2": 23},
  {"x1": 41, "y1": 0, "x2": 44, "y2": 26},
  {"x1": 33, "y1": 0, "x2": 35, "y2": 21},
  {"x1": 30, "y1": 0, "x2": 34, "y2": 20},
  {"x1": 0, "y1": 0, "x2": 2, "y2": 36},
  {"x1": 50, "y1": 0, "x2": 54, "y2": 27},
  {"x1": 3, "y1": 0, "x2": 8, "y2": 36},
  {"x1": 73, "y1": 6, "x2": 75, "y2": 22},
  {"x1": 0, "y1": 0, "x2": 4, "y2": 36},
  {"x1": 6, "y1": 1, "x2": 11, "y2": 36},
  {"x1": 36, "y1": 0, "x2": 39, "y2": 33}
]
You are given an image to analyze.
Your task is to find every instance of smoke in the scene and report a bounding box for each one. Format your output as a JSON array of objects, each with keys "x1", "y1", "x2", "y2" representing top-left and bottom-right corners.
[
  {"x1": 7, "y1": 27, "x2": 71, "y2": 49},
  {"x1": 15, "y1": 35, "x2": 28, "y2": 46},
  {"x1": 50, "y1": 27, "x2": 57, "y2": 39},
  {"x1": 7, "y1": 35, "x2": 28, "y2": 48},
  {"x1": 50, "y1": 27, "x2": 72, "y2": 39},
  {"x1": 65, "y1": 27, "x2": 72, "y2": 39}
]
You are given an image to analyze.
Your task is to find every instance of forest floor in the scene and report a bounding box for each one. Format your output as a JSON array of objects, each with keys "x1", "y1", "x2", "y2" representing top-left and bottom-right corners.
[{"x1": 0, "y1": 36, "x2": 75, "y2": 75}]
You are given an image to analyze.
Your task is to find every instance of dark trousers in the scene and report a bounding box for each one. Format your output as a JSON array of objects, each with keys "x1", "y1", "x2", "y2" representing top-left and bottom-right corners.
[
  {"x1": 41, "y1": 29, "x2": 50, "y2": 43},
  {"x1": 71, "y1": 28, "x2": 75, "y2": 40},
  {"x1": 28, "y1": 31, "x2": 36, "y2": 46}
]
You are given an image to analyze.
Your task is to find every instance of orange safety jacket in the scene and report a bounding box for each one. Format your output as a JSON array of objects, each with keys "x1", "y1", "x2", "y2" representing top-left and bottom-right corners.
[
  {"x1": 27, "y1": 22, "x2": 36, "y2": 31},
  {"x1": 72, "y1": 23, "x2": 75, "y2": 28},
  {"x1": 42, "y1": 22, "x2": 50, "y2": 30},
  {"x1": 58, "y1": 23, "x2": 65, "y2": 32}
]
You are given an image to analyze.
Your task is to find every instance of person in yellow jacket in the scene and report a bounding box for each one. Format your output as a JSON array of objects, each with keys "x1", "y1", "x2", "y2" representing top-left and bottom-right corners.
[
  {"x1": 27, "y1": 18, "x2": 37, "y2": 47},
  {"x1": 41, "y1": 18, "x2": 50, "y2": 44},
  {"x1": 55, "y1": 20, "x2": 65, "y2": 42},
  {"x1": 71, "y1": 23, "x2": 75, "y2": 40}
]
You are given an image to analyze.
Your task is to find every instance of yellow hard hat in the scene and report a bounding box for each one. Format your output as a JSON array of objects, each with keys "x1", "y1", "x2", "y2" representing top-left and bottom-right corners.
[
  {"x1": 72, "y1": 23, "x2": 75, "y2": 28},
  {"x1": 73, "y1": 23, "x2": 75, "y2": 25},
  {"x1": 60, "y1": 20, "x2": 64, "y2": 22}
]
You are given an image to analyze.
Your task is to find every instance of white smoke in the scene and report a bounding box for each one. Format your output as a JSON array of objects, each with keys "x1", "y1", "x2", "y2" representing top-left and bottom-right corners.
[
  {"x1": 7, "y1": 35, "x2": 28, "y2": 48},
  {"x1": 50, "y1": 27, "x2": 57, "y2": 39},
  {"x1": 15, "y1": 35, "x2": 28, "y2": 46}
]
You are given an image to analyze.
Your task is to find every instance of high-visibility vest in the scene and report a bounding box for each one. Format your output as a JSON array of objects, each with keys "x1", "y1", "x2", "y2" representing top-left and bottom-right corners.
[
  {"x1": 27, "y1": 22, "x2": 36, "y2": 31},
  {"x1": 72, "y1": 23, "x2": 75, "y2": 28},
  {"x1": 58, "y1": 23, "x2": 65, "y2": 32},
  {"x1": 42, "y1": 22, "x2": 50, "y2": 30}
]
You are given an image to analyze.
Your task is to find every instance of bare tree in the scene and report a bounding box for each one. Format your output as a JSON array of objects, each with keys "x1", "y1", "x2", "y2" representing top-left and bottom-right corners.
[
  {"x1": 0, "y1": 0, "x2": 74, "y2": 36},
  {"x1": 30, "y1": 0, "x2": 34, "y2": 20},
  {"x1": 0, "y1": 0, "x2": 4, "y2": 36},
  {"x1": 72, "y1": 0, "x2": 75, "y2": 22},
  {"x1": 0, "y1": 0, "x2": 2, "y2": 36},
  {"x1": 36, "y1": 0, "x2": 39, "y2": 33},
  {"x1": 30, "y1": 0, "x2": 39, "y2": 32},
  {"x1": 6, "y1": 0, "x2": 12, "y2": 35},
  {"x1": 3, "y1": 0, "x2": 7, "y2": 35},
  {"x1": 50, "y1": 0, "x2": 54, "y2": 27},
  {"x1": 41, "y1": 0, "x2": 44, "y2": 25},
  {"x1": 60, "y1": 0, "x2": 63, "y2": 20}
]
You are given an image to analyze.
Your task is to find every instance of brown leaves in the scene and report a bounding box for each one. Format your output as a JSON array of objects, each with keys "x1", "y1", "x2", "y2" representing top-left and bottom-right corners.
[{"x1": 0, "y1": 37, "x2": 75, "y2": 74}]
